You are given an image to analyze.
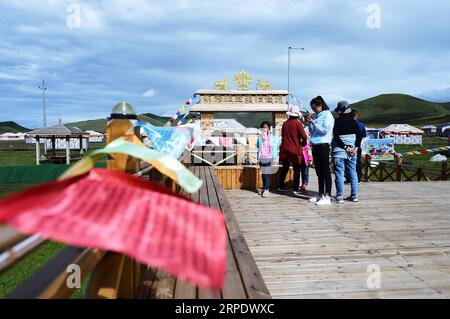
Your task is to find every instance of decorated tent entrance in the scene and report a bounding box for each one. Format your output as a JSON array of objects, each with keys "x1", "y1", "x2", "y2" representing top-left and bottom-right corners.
[{"x1": 190, "y1": 89, "x2": 288, "y2": 166}]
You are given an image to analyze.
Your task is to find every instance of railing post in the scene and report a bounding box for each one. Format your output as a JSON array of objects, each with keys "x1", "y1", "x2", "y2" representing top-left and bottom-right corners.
[
  {"x1": 364, "y1": 155, "x2": 370, "y2": 182},
  {"x1": 417, "y1": 167, "x2": 423, "y2": 181},
  {"x1": 395, "y1": 155, "x2": 402, "y2": 182},
  {"x1": 106, "y1": 102, "x2": 140, "y2": 173},
  {"x1": 442, "y1": 161, "x2": 448, "y2": 181}
]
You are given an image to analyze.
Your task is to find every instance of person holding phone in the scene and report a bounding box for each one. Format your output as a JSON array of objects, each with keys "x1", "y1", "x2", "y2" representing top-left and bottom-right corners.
[{"x1": 306, "y1": 96, "x2": 335, "y2": 205}]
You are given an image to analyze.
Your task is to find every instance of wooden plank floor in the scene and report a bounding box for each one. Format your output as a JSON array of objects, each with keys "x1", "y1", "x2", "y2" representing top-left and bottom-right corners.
[{"x1": 225, "y1": 181, "x2": 450, "y2": 299}]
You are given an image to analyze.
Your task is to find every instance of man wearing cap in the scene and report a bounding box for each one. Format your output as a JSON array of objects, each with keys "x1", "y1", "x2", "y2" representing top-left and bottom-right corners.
[
  {"x1": 345, "y1": 109, "x2": 366, "y2": 184},
  {"x1": 332, "y1": 101, "x2": 363, "y2": 203},
  {"x1": 277, "y1": 104, "x2": 308, "y2": 193}
]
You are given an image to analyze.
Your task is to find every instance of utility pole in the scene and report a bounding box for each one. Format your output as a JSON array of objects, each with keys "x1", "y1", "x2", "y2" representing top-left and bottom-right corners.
[
  {"x1": 287, "y1": 47, "x2": 304, "y2": 104},
  {"x1": 39, "y1": 80, "x2": 47, "y2": 127}
]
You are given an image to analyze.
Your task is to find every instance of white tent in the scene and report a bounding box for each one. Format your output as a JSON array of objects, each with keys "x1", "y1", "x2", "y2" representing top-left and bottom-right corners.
[
  {"x1": 382, "y1": 124, "x2": 424, "y2": 135},
  {"x1": 366, "y1": 128, "x2": 381, "y2": 139},
  {"x1": 85, "y1": 130, "x2": 105, "y2": 143},
  {"x1": 213, "y1": 119, "x2": 246, "y2": 133},
  {"x1": 421, "y1": 125, "x2": 437, "y2": 135},
  {"x1": 0, "y1": 132, "x2": 26, "y2": 141},
  {"x1": 442, "y1": 125, "x2": 450, "y2": 131},
  {"x1": 430, "y1": 154, "x2": 447, "y2": 162},
  {"x1": 381, "y1": 124, "x2": 424, "y2": 145}
]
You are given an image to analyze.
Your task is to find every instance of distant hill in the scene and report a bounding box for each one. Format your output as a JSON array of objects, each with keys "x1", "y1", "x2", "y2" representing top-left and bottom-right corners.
[
  {"x1": 214, "y1": 94, "x2": 450, "y2": 128},
  {"x1": 6, "y1": 94, "x2": 450, "y2": 133},
  {"x1": 350, "y1": 94, "x2": 450, "y2": 126},
  {"x1": 0, "y1": 121, "x2": 30, "y2": 134},
  {"x1": 66, "y1": 113, "x2": 169, "y2": 133}
]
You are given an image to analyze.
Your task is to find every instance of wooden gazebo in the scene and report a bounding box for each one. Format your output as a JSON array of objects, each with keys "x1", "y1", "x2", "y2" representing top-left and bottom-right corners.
[{"x1": 27, "y1": 123, "x2": 89, "y2": 165}]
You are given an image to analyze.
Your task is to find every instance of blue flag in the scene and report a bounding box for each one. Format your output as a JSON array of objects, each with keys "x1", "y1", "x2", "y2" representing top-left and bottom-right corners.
[{"x1": 136, "y1": 121, "x2": 193, "y2": 159}]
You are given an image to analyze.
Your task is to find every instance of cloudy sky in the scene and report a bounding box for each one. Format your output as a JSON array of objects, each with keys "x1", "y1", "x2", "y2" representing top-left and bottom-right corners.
[{"x1": 1, "y1": 0, "x2": 450, "y2": 127}]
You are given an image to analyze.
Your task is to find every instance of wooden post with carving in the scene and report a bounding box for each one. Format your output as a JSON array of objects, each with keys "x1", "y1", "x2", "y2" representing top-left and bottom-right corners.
[{"x1": 106, "y1": 102, "x2": 140, "y2": 173}]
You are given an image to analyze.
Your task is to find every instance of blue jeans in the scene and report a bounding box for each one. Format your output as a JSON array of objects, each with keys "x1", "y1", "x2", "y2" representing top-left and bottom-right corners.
[
  {"x1": 333, "y1": 156, "x2": 358, "y2": 198},
  {"x1": 301, "y1": 161, "x2": 309, "y2": 185},
  {"x1": 259, "y1": 158, "x2": 272, "y2": 190}
]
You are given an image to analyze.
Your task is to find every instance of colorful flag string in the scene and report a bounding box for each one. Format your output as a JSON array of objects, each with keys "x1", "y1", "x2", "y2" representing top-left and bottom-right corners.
[
  {"x1": 136, "y1": 121, "x2": 193, "y2": 160},
  {"x1": 165, "y1": 94, "x2": 200, "y2": 127},
  {"x1": 367, "y1": 146, "x2": 449, "y2": 159},
  {"x1": 0, "y1": 168, "x2": 227, "y2": 289},
  {"x1": 60, "y1": 137, "x2": 202, "y2": 194}
]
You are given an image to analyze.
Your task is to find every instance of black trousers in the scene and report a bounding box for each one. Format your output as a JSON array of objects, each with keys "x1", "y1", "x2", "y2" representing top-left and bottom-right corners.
[
  {"x1": 312, "y1": 144, "x2": 332, "y2": 196},
  {"x1": 278, "y1": 160, "x2": 301, "y2": 191}
]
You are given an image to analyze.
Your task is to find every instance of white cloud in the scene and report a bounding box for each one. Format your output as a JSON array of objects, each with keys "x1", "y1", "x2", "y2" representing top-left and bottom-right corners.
[
  {"x1": 143, "y1": 89, "x2": 156, "y2": 97},
  {"x1": 2, "y1": 0, "x2": 450, "y2": 128},
  {"x1": 418, "y1": 87, "x2": 450, "y2": 103}
]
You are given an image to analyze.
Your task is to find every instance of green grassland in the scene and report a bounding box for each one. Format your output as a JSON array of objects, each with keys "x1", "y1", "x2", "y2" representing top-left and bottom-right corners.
[
  {"x1": 0, "y1": 181, "x2": 69, "y2": 299},
  {"x1": 351, "y1": 93, "x2": 450, "y2": 126},
  {"x1": 0, "y1": 141, "x2": 107, "y2": 299}
]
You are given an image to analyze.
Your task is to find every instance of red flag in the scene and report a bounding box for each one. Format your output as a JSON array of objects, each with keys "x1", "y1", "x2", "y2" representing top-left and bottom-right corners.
[{"x1": 0, "y1": 169, "x2": 226, "y2": 289}]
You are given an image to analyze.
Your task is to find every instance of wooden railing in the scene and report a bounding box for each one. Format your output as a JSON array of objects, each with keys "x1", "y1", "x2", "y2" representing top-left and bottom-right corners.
[
  {"x1": 1, "y1": 152, "x2": 269, "y2": 299},
  {"x1": 187, "y1": 145, "x2": 260, "y2": 167},
  {"x1": 364, "y1": 156, "x2": 449, "y2": 182},
  {"x1": 0, "y1": 164, "x2": 162, "y2": 299}
]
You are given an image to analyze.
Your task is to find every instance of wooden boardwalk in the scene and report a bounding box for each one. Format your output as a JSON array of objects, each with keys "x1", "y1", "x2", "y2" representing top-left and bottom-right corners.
[{"x1": 225, "y1": 181, "x2": 450, "y2": 298}]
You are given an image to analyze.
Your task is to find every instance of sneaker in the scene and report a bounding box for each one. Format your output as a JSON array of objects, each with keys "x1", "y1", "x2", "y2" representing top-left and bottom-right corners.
[
  {"x1": 346, "y1": 196, "x2": 359, "y2": 202},
  {"x1": 292, "y1": 190, "x2": 303, "y2": 197},
  {"x1": 316, "y1": 196, "x2": 332, "y2": 206},
  {"x1": 335, "y1": 196, "x2": 344, "y2": 204},
  {"x1": 309, "y1": 196, "x2": 320, "y2": 203},
  {"x1": 276, "y1": 187, "x2": 289, "y2": 193},
  {"x1": 262, "y1": 190, "x2": 270, "y2": 197},
  {"x1": 257, "y1": 189, "x2": 263, "y2": 196}
]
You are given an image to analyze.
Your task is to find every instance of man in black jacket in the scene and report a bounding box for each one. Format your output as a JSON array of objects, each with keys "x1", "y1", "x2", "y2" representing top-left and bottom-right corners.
[
  {"x1": 347, "y1": 109, "x2": 366, "y2": 183},
  {"x1": 332, "y1": 101, "x2": 362, "y2": 203}
]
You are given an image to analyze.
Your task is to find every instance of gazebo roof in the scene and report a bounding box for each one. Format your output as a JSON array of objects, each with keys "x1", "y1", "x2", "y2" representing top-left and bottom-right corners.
[{"x1": 27, "y1": 123, "x2": 88, "y2": 137}]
